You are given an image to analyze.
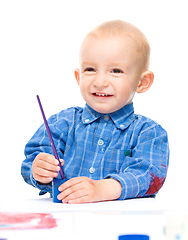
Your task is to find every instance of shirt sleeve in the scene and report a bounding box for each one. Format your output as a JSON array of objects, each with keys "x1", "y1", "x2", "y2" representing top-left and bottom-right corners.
[
  {"x1": 105, "y1": 123, "x2": 169, "y2": 200},
  {"x1": 21, "y1": 113, "x2": 67, "y2": 195}
]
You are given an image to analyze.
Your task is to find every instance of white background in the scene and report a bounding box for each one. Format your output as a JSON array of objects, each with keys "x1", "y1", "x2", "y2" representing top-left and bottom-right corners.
[{"x1": 0, "y1": 0, "x2": 187, "y2": 204}]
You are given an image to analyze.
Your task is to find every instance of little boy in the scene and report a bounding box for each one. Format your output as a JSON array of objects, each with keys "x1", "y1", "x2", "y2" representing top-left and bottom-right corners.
[{"x1": 21, "y1": 20, "x2": 169, "y2": 204}]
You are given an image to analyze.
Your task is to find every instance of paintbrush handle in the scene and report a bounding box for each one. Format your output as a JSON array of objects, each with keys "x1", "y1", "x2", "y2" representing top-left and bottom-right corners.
[{"x1": 36, "y1": 95, "x2": 65, "y2": 180}]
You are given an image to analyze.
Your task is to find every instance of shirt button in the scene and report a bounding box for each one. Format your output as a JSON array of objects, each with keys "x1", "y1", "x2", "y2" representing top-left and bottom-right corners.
[
  {"x1": 104, "y1": 115, "x2": 109, "y2": 121},
  {"x1": 85, "y1": 119, "x2": 90, "y2": 123},
  {"x1": 89, "y1": 167, "x2": 95, "y2": 174},
  {"x1": 120, "y1": 124, "x2": 124, "y2": 128},
  {"x1": 98, "y1": 139, "x2": 104, "y2": 146}
]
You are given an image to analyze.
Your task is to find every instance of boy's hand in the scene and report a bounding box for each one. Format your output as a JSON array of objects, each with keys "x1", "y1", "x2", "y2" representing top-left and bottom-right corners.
[
  {"x1": 57, "y1": 177, "x2": 122, "y2": 204},
  {"x1": 32, "y1": 153, "x2": 64, "y2": 184}
]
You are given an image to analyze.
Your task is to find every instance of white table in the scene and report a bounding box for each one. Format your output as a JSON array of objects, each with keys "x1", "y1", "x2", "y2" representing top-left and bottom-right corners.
[{"x1": 0, "y1": 196, "x2": 171, "y2": 240}]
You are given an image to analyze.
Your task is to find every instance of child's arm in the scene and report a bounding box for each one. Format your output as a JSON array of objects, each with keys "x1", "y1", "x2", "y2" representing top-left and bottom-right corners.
[
  {"x1": 21, "y1": 111, "x2": 68, "y2": 195},
  {"x1": 57, "y1": 177, "x2": 122, "y2": 204}
]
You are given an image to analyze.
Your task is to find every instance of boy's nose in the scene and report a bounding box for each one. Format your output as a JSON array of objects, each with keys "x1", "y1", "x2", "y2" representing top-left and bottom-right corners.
[{"x1": 93, "y1": 74, "x2": 109, "y2": 89}]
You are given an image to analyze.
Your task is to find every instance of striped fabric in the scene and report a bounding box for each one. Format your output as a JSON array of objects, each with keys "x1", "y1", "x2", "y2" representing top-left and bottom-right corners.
[{"x1": 21, "y1": 103, "x2": 169, "y2": 200}]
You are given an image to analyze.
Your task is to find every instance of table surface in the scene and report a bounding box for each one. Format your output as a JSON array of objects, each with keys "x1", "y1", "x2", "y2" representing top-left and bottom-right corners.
[{"x1": 1, "y1": 195, "x2": 185, "y2": 240}]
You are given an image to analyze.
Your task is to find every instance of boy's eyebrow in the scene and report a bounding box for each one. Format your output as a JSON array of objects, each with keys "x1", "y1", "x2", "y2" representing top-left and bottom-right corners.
[
  {"x1": 108, "y1": 61, "x2": 129, "y2": 68},
  {"x1": 80, "y1": 62, "x2": 95, "y2": 70},
  {"x1": 81, "y1": 61, "x2": 94, "y2": 66}
]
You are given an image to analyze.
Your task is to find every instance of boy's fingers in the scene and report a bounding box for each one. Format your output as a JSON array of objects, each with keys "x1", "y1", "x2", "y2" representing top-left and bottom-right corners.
[
  {"x1": 62, "y1": 189, "x2": 88, "y2": 203},
  {"x1": 35, "y1": 174, "x2": 53, "y2": 184},
  {"x1": 38, "y1": 153, "x2": 59, "y2": 166},
  {"x1": 33, "y1": 154, "x2": 65, "y2": 185},
  {"x1": 57, "y1": 182, "x2": 83, "y2": 201},
  {"x1": 58, "y1": 178, "x2": 81, "y2": 192},
  {"x1": 35, "y1": 167, "x2": 58, "y2": 178},
  {"x1": 37, "y1": 159, "x2": 60, "y2": 172}
]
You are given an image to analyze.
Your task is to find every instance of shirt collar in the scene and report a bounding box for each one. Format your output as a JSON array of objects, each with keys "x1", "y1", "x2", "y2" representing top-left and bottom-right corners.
[
  {"x1": 82, "y1": 104, "x2": 102, "y2": 124},
  {"x1": 82, "y1": 103, "x2": 135, "y2": 130}
]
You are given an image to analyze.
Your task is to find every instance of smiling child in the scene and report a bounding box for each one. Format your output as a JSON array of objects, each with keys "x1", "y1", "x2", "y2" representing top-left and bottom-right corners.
[{"x1": 21, "y1": 20, "x2": 169, "y2": 203}]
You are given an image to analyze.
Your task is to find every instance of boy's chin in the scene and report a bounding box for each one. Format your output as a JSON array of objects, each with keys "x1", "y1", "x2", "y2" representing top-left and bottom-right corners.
[{"x1": 92, "y1": 105, "x2": 116, "y2": 114}]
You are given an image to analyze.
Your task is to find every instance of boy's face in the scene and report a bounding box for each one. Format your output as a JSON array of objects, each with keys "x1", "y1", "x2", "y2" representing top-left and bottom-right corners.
[{"x1": 75, "y1": 36, "x2": 143, "y2": 114}]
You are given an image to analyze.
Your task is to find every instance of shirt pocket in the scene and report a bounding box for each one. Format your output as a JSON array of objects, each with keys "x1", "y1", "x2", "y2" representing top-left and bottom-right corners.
[{"x1": 103, "y1": 149, "x2": 128, "y2": 175}]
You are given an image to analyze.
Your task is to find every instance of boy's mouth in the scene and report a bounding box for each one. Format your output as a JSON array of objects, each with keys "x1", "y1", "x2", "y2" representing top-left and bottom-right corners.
[{"x1": 92, "y1": 92, "x2": 113, "y2": 97}]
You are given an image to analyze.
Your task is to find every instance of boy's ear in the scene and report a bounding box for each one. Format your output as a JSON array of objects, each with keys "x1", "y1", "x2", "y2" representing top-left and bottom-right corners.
[
  {"x1": 74, "y1": 68, "x2": 80, "y2": 85},
  {"x1": 136, "y1": 71, "x2": 154, "y2": 93}
]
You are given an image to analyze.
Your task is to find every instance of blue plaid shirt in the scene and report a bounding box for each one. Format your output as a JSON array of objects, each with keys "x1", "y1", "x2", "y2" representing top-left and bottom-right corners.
[{"x1": 21, "y1": 103, "x2": 169, "y2": 200}]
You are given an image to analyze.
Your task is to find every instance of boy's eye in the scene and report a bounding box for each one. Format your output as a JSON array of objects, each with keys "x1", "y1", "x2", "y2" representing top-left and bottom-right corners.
[
  {"x1": 111, "y1": 69, "x2": 123, "y2": 73},
  {"x1": 85, "y1": 67, "x2": 95, "y2": 72}
]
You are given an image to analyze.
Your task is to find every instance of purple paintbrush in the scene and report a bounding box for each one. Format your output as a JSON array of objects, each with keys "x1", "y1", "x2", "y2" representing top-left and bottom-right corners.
[{"x1": 36, "y1": 95, "x2": 65, "y2": 180}]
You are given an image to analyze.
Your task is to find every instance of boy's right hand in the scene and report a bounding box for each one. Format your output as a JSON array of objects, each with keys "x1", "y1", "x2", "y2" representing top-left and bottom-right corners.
[{"x1": 32, "y1": 153, "x2": 64, "y2": 184}]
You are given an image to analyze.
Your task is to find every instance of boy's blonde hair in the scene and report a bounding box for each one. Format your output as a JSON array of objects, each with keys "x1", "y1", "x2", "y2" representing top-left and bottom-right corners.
[{"x1": 81, "y1": 20, "x2": 150, "y2": 72}]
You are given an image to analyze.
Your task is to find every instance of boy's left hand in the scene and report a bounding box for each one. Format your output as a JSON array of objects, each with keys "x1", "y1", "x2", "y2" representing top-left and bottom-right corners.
[{"x1": 57, "y1": 177, "x2": 122, "y2": 204}]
